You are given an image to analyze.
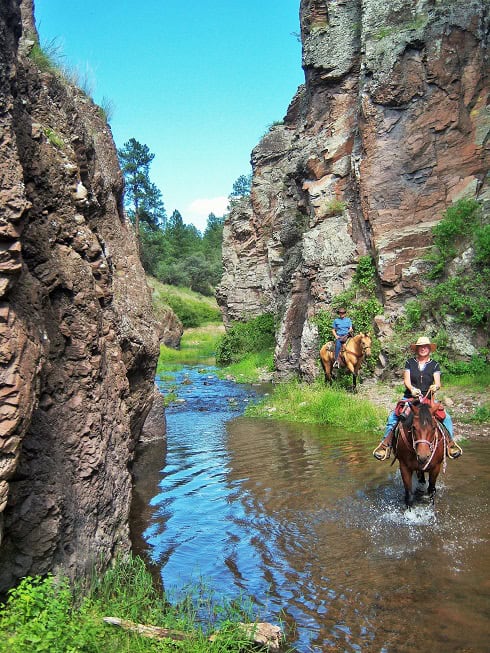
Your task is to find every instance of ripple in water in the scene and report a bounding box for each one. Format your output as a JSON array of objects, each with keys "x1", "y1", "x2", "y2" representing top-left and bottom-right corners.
[{"x1": 132, "y1": 366, "x2": 490, "y2": 653}]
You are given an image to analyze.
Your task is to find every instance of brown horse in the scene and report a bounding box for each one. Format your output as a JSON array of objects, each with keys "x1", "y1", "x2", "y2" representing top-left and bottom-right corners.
[
  {"x1": 394, "y1": 401, "x2": 446, "y2": 508},
  {"x1": 319, "y1": 333, "x2": 372, "y2": 391}
]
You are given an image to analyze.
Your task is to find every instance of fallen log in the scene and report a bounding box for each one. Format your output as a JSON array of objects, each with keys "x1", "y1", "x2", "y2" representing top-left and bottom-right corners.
[
  {"x1": 103, "y1": 616, "x2": 284, "y2": 650},
  {"x1": 103, "y1": 617, "x2": 191, "y2": 641}
]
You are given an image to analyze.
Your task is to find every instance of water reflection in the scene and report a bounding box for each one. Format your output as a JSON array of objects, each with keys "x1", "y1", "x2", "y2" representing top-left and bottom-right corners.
[{"x1": 132, "y1": 367, "x2": 490, "y2": 652}]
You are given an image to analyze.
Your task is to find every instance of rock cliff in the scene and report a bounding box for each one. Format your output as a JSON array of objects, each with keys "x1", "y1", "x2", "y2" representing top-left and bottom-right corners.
[
  {"x1": 218, "y1": 0, "x2": 489, "y2": 379},
  {"x1": 0, "y1": 0, "x2": 161, "y2": 591}
]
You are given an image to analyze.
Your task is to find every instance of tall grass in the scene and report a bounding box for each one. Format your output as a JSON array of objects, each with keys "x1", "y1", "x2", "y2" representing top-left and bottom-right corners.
[
  {"x1": 157, "y1": 325, "x2": 224, "y2": 372},
  {"x1": 246, "y1": 379, "x2": 385, "y2": 433},
  {"x1": 148, "y1": 277, "x2": 221, "y2": 328},
  {"x1": 216, "y1": 350, "x2": 274, "y2": 383},
  {"x1": 0, "y1": 555, "x2": 277, "y2": 653}
]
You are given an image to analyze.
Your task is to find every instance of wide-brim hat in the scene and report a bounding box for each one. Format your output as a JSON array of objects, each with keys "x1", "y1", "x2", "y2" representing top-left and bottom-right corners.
[{"x1": 410, "y1": 336, "x2": 436, "y2": 352}]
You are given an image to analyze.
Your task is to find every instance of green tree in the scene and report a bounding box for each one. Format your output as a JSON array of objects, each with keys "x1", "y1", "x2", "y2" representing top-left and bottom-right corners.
[
  {"x1": 229, "y1": 173, "x2": 252, "y2": 198},
  {"x1": 117, "y1": 138, "x2": 166, "y2": 240},
  {"x1": 165, "y1": 210, "x2": 201, "y2": 260},
  {"x1": 203, "y1": 213, "x2": 224, "y2": 258}
]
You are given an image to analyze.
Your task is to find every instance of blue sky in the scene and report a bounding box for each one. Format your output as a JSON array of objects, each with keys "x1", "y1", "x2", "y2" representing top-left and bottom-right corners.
[{"x1": 34, "y1": 0, "x2": 304, "y2": 231}]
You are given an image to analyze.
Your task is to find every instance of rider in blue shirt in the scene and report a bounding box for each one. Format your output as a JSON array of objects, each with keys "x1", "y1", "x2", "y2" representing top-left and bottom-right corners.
[{"x1": 332, "y1": 307, "x2": 353, "y2": 364}]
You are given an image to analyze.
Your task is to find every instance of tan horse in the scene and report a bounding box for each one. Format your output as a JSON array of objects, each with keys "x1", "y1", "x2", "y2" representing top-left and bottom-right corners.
[{"x1": 319, "y1": 333, "x2": 372, "y2": 391}]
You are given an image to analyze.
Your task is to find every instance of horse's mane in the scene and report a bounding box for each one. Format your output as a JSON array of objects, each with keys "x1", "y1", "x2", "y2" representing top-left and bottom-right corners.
[
  {"x1": 352, "y1": 332, "x2": 368, "y2": 341},
  {"x1": 418, "y1": 403, "x2": 434, "y2": 429}
]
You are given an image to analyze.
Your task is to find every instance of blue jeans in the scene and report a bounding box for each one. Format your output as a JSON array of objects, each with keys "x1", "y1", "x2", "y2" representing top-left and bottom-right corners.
[
  {"x1": 335, "y1": 338, "x2": 344, "y2": 359},
  {"x1": 383, "y1": 409, "x2": 454, "y2": 438}
]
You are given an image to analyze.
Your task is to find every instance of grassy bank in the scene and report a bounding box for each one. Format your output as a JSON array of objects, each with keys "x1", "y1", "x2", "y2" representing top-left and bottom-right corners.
[
  {"x1": 148, "y1": 277, "x2": 221, "y2": 328},
  {"x1": 246, "y1": 379, "x2": 386, "y2": 433},
  {"x1": 0, "y1": 556, "x2": 276, "y2": 653},
  {"x1": 157, "y1": 324, "x2": 224, "y2": 371}
]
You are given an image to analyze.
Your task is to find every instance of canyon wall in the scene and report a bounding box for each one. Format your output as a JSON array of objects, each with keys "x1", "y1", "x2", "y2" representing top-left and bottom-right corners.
[
  {"x1": 0, "y1": 0, "x2": 161, "y2": 591},
  {"x1": 218, "y1": 0, "x2": 489, "y2": 379}
]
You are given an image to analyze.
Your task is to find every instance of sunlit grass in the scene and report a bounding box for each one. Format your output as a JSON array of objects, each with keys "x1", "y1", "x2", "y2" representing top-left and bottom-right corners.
[
  {"x1": 216, "y1": 350, "x2": 274, "y2": 384},
  {"x1": 0, "y1": 555, "x2": 276, "y2": 652},
  {"x1": 148, "y1": 277, "x2": 221, "y2": 328},
  {"x1": 157, "y1": 324, "x2": 224, "y2": 373},
  {"x1": 246, "y1": 379, "x2": 385, "y2": 433},
  {"x1": 445, "y1": 369, "x2": 490, "y2": 389}
]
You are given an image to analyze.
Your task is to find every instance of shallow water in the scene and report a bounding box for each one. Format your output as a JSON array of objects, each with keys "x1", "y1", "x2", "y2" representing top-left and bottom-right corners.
[{"x1": 131, "y1": 366, "x2": 490, "y2": 652}]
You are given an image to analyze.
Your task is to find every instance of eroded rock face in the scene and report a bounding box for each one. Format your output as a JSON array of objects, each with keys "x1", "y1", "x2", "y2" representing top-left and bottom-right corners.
[
  {"x1": 218, "y1": 0, "x2": 489, "y2": 379},
  {"x1": 0, "y1": 1, "x2": 161, "y2": 591}
]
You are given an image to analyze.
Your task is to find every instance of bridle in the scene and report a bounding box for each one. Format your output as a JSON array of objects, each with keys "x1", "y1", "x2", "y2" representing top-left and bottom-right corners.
[
  {"x1": 412, "y1": 421, "x2": 440, "y2": 471},
  {"x1": 410, "y1": 395, "x2": 446, "y2": 471},
  {"x1": 345, "y1": 335, "x2": 371, "y2": 359}
]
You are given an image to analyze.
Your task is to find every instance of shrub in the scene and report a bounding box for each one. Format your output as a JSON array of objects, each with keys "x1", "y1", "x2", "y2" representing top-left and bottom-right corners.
[
  {"x1": 216, "y1": 314, "x2": 276, "y2": 366},
  {"x1": 43, "y1": 127, "x2": 64, "y2": 149},
  {"x1": 474, "y1": 223, "x2": 490, "y2": 265},
  {"x1": 0, "y1": 575, "x2": 79, "y2": 653},
  {"x1": 314, "y1": 256, "x2": 382, "y2": 343},
  {"x1": 391, "y1": 198, "x2": 489, "y2": 369},
  {"x1": 426, "y1": 198, "x2": 481, "y2": 279}
]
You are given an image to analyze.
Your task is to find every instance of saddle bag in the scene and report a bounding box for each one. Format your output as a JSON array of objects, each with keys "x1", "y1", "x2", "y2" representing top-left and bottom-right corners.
[
  {"x1": 433, "y1": 402, "x2": 447, "y2": 421},
  {"x1": 395, "y1": 400, "x2": 412, "y2": 421}
]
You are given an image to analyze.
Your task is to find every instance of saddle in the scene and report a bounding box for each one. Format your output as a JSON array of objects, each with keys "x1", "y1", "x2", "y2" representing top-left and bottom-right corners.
[{"x1": 394, "y1": 398, "x2": 447, "y2": 422}]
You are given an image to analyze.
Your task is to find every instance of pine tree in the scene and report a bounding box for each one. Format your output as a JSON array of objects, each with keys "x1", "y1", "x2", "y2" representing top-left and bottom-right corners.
[{"x1": 118, "y1": 138, "x2": 166, "y2": 243}]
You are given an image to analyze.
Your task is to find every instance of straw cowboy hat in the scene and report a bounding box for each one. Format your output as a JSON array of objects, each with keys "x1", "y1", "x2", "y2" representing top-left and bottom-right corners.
[{"x1": 410, "y1": 336, "x2": 437, "y2": 352}]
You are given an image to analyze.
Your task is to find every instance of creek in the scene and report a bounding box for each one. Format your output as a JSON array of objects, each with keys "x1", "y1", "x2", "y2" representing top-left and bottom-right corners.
[{"x1": 130, "y1": 365, "x2": 490, "y2": 652}]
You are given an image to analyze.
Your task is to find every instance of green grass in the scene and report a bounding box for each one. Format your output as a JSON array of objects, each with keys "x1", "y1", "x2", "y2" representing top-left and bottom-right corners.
[
  {"x1": 246, "y1": 379, "x2": 385, "y2": 433},
  {"x1": 157, "y1": 325, "x2": 224, "y2": 372},
  {"x1": 444, "y1": 368, "x2": 490, "y2": 389},
  {"x1": 464, "y1": 403, "x2": 490, "y2": 423},
  {"x1": 148, "y1": 277, "x2": 221, "y2": 328},
  {"x1": 216, "y1": 350, "x2": 274, "y2": 383},
  {"x1": 0, "y1": 555, "x2": 277, "y2": 653}
]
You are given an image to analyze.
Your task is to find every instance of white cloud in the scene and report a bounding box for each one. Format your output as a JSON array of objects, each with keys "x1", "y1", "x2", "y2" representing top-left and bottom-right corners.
[{"x1": 185, "y1": 196, "x2": 229, "y2": 231}]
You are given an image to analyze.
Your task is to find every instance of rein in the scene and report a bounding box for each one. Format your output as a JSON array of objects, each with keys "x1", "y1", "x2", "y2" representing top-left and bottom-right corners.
[
  {"x1": 410, "y1": 391, "x2": 446, "y2": 472},
  {"x1": 396, "y1": 420, "x2": 441, "y2": 471},
  {"x1": 412, "y1": 428, "x2": 439, "y2": 471}
]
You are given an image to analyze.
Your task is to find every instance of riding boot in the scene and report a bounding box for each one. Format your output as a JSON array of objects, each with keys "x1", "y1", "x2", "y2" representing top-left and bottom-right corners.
[
  {"x1": 446, "y1": 439, "x2": 462, "y2": 459},
  {"x1": 373, "y1": 429, "x2": 394, "y2": 461}
]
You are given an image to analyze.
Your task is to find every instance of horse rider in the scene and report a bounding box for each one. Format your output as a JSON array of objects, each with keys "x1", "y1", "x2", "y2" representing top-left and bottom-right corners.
[
  {"x1": 332, "y1": 307, "x2": 354, "y2": 368},
  {"x1": 373, "y1": 336, "x2": 462, "y2": 461}
]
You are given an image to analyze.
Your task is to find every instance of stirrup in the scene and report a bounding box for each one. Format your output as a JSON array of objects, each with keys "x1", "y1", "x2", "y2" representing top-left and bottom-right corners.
[
  {"x1": 373, "y1": 443, "x2": 391, "y2": 461},
  {"x1": 447, "y1": 441, "x2": 463, "y2": 459}
]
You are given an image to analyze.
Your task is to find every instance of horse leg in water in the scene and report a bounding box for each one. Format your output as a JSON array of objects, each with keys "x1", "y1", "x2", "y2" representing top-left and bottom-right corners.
[
  {"x1": 427, "y1": 463, "x2": 441, "y2": 504},
  {"x1": 415, "y1": 470, "x2": 426, "y2": 496},
  {"x1": 399, "y1": 462, "x2": 415, "y2": 508}
]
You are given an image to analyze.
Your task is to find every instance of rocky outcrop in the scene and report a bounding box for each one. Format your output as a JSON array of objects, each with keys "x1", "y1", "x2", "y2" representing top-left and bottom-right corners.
[
  {"x1": 0, "y1": 0, "x2": 161, "y2": 591},
  {"x1": 218, "y1": 0, "x2": 489, "y2": 379}
]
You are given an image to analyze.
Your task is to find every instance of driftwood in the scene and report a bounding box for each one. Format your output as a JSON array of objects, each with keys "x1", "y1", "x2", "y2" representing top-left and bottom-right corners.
[
  {"x1": 103, "y1": 617, "x2": 191, "y2": 640},
  {"x1": 104, "y1": 616, "x2": 284, "y2": 650}
]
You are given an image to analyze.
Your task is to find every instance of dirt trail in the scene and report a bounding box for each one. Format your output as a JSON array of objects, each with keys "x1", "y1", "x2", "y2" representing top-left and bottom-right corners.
[{"x1": 359, "y1": 379, "x2": 489, "y2": 442}]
